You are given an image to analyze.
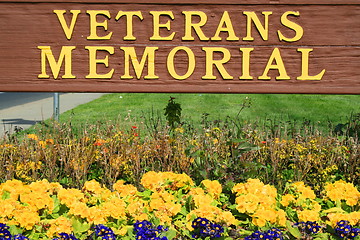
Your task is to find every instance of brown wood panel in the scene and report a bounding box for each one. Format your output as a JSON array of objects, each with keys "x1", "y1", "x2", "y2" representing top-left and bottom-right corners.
[
  {"x1": 0, "y1": 0, "x2": 358, "y2": 4},
  {"x1": 0, "y1": 1, "x2": 359, "y2": 93}
]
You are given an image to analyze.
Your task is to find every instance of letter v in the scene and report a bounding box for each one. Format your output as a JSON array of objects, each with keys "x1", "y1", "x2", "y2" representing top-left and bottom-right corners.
[{"x1": 54, "y1": 10, "x2": 81, "y2": 40}]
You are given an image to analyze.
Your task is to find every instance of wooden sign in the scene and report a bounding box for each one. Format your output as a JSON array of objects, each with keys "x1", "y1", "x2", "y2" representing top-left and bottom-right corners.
[{"x1": 0, "y1": 0, "x2": 359, "y2": 94}]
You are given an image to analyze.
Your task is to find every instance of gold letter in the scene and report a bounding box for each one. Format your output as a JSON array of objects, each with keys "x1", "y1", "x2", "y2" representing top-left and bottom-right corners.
[
  {"x1": 182, "y1": 11, "x2": 209, "y2": 41},
  {"x1": 150, "y1": 11, "x2": 175, "y2": 40},
  {"x1": 38, "y1": 46, "x2": 76, "y2": 79},
  {"x1": 297, "y1": 48, "x2": 325, "y2": 80},
  {"x1": 259, "y1": 48, "x2": 290, "y2": 80},
  {"x1": 202, "y1": 47, "x2": 233, "y2": 80},
  {"x1": 243, "y1": 11, "x2": 272, "y2": 41},
  {"x1": 115, "y1": 11, "x2": 143, "y2": 40},
  {"x1": 120, "y1": 47, "x2": 159, "y2": 79},
  {"x1": 87, "y1": 10, "x2": 113, "y2": 40},
  {"x1": 85, "y1": 46, "x2": 114, "y2": 79},
  {"x1": 211, "y1": 11, "x2": 239, "y2": 41},
  {"x1": 239, "y1": 48, "x2": 254, "y2": 80},
  {"x1": 54, "y1": 10, "x2": 81, "y2": 40},
  {"x1": 277, "y1": 11, "x2": 303, "y2": 42},
  {"x1": 167, "y1": 46, "x2": 195, "y2": 80}
]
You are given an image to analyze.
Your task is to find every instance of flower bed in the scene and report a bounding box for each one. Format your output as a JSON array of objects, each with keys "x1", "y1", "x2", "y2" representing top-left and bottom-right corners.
[{"x1": 0, "y1": 172, "x2": 358, "y2": 239}]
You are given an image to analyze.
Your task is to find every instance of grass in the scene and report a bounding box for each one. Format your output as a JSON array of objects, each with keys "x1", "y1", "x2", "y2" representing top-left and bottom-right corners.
[{"x1": 55, "y1": 93, "x2": 360, "y2": 134}]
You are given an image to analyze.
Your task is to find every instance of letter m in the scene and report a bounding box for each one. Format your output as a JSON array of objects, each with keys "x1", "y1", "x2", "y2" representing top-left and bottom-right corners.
[
  {"x1": 38, "y1": 46, "x2": 76, "y2": 79},
  {"x1": 120, "y1": 47, "x2": 159, "y2": 79}
]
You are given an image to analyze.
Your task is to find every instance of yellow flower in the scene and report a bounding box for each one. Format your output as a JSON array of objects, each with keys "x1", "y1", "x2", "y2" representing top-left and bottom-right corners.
[
  {"x1": 175, "y1": 127, "x2": 184, "y2": 133},
  {"x1": 201, "y1": 179, "x2": 222, "y2": 199},
  {"x1": 46, "y1": 216, "x2": 73, "y2": 238},
  {"x1": 12, "y1": 207, "x2": 40, "y2": 230},
  {"x1": 58, "y1": 188, "x2": 87, "y2": 207},
  {"x1": 327, "y1": 212, "x2": 360, "y2": 226},
  {"x1": 141, "y1": 171, "x2": 193, "y2": 192},
  {"x1": 297, "y1": 209, "x2": 320, "y2": 222},
  {"x1": 280, "y1": 194, "x2": 295, "y2": 207},
  {"x1": 86, "y1": 206, "x2": 106, "y2": 224},
  {"x1": 68, "y1": 201, "x2": 90, "y2": 219},
  {"x1": 324, "y1": 180, "x2": 360, "y2": 206},
  {"x1": 113, "y1": 180, "x2": 138, "y2": 197},
  {"x1": 27, "y1": 134, "x2": 38, "y2": 141}
]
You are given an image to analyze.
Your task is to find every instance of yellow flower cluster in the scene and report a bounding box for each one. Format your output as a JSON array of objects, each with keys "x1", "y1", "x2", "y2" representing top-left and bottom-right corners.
[
  {"x1": 280, "y1": 181, "x2": 321, "y2": 222},
  {"x1": 326, "y1": 211, "x2": 360, "y2": 227},
  {"x1": 0, "y1": 172, "x2": 358, "y2": 239},
  {"x1": 232, "y1": 179, "x2": 286, "y2": 227},
  {"x1": 140, "y1": 171, "x2": 194, "y2": 192},
  {"x1": 186, "y1": 181, "x2": 238, "y2": 228},
  {"x1": 324, "y1": 180, "x2": 360, "y2": 206},
  {"x1": 0, "y1": 179, "x2": 60, "y2": 231}
]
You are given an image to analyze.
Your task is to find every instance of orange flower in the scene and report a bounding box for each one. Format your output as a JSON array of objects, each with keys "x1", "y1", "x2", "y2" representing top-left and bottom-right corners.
[{"x1": 94, "y1": 139, "x2": 106, "y2": 146}]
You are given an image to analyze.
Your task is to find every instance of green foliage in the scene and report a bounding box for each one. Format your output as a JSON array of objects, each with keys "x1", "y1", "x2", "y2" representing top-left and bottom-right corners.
[{"x1": 164, "y1": 97, "x2": 182, "y2": 129}]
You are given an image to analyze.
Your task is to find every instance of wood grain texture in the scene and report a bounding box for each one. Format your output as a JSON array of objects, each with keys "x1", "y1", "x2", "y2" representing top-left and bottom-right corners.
[{"x1": 0, "y1": 1, "x2": 359, "y2": 94}]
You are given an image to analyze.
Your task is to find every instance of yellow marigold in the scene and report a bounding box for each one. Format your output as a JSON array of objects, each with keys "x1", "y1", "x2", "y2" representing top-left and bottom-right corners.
[
  {"x1": 193, "y1": 194, "x2": 214, "y2": 208},
  {"x1": 188, "y1": 205, "x2": 223, "y2": 223},
  {"x1": 324, "y1": 180, "x2": 360, "y2": 206},
  {"x1": 46, "y1": 216, "x2": 73, "y2": 238},
  {"x1": 252, "y1": 208, "x2": 278, "y2": 227},
  {"x1": 27, "y1": 134, "x2": 38, "y2": 141},
  {"x1": 83, "y1": 180, "x2": 105, "y2": 195},
  {"x1": 68, "y1": 201, "x2": 90, "y2": 219},
  {"x1": 20, "y1": 191, "x2": 54, "y2": 212},
  {"x1": 251, "y1": 208, "x2": 286, "y2": 227},
  {"x1": 101, "y1": 198, "x2": 127, "y2": 220},
  {"x1": 218, "y1": 211, "x2": 238, "y2": 226},
  {"x1": 127, "y1": 198, "x2": 149, "y2": 219},
  {"x1": 0, "y1": 179, "x2": 27, "y2": 200},
  {"x1": 113, "y1": 180, "x2": 138, "y2": 197},
  {"x1": 141, "y1": 171, "x2": 193, "y2": 192},
  {"x1": 201, "y1": 179, "x2": 222, "y2": 199},
  {"x1": 188, "y1": 187, "x2": 205, "y2": 196},
  {"x1": 0, "y1": 198, "x2": 20, "y2": 218},
  {"x1": 280, "y1": 194, "x2": 296, "y2": 207},
  {"x1": 276, "y1": 209, "x2": 287, "y2": 227},
  {"x1": 233, "y1": 179, "x2": 277, "y2": 199},
  {"x1": 235, "y1": 194, "x2": 260, "y2": 214},
  {"x1": 291, "y1": 181, "x2": 316, "y2": 200},
  {"x1": 327, "y1": 212, "x2": 360, "y2": 226},
  {"x1": 28, "y1": 179, "x2": 53, "y2": 193},
  {"x1": 86, "y1": 206, "x2": 107, "y2": 224},
  {"x1": 12, "y1": 207, "x2": 40, "y2": 230},
  {"x1": 297, "y1": 209, "x2": 320, "y2": 222},
  {"x1": 57, "y1": 188, "x2": 87, "y2": 208}
]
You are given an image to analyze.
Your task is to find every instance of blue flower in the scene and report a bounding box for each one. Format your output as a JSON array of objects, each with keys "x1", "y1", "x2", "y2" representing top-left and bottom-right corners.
[
  {"x1": 335, "y1": 221, "x2": 360, "y2": 239},
  {"x1": 133, "y1": 220, "x2": 168, "y2": 240},
  {"x1": 93, "y1": 225, "x2": 116, "y2": 240},
  {"x1": 191, "y1": 218, "x2": 224, "y2": 239},
  {"x1": 52, "y1": 232, "x2": 79, "y2": 240},
  {"x1": 0, "y1": 223, "x2": 11, "y2": 240},
  {"x1": 244, "y1": 229, "x2": 283, "y2": 240},
  {"x1": 294, "y1": 221, "x2": 322, "y2": 236},
  {"x1": 13, "y1": 235, "x2": 29, "y2": 240}
]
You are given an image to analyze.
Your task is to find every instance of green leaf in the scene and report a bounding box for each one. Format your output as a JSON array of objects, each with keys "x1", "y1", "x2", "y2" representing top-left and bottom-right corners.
[
  {"x1": 1, "y1": 190, "x2": 10, "y2": 200},
  {"x1": 9, "y1": 225, "x2": 23, "y2": 235},
  {"x1": 314, "y1": 233, "x2": 331, "y2": 240},
  {"x1": 71, "y1": 217, "x2": 91, "y2": 234},
  {"x1": 165, "y1": 228, "x2": 177, "y2": 240},
  {"x1": 286, "y1": 220, "x2": 302, "y2": 239}
]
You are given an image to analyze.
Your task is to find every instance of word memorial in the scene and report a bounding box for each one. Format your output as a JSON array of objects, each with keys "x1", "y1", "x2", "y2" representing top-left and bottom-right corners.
[{"x1": 0, "y1": 0, "x2": 359, "y2": 94}]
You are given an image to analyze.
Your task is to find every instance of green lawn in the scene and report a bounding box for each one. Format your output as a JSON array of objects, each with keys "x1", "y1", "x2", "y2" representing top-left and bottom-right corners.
[{"x1": 57, "y1": 93, "x2": 360, "y2": 133}]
